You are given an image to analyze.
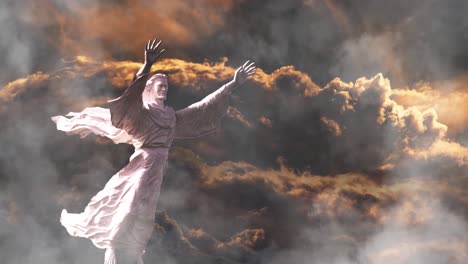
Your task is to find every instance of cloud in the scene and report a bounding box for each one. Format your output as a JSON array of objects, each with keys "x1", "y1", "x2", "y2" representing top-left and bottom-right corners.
[
  {"x1": 330, "y1": 32, "x2": 406, "y2": 85},
  {"x1": 2, "y1": 56, "x2": 466, "y2": 176},
  {"x1": 1, "y1": 2, "x2": 468, "y2": 260},
  {"x1": 0, "y1": 72, "x2": 50, "y2": 112},
  {"x1": 392, "y1": 79, "x2": 468, "y2": 138},
  {"x1": 156, "y1": 147, "x2": 468, "y2": 263},
  {"x1": 360, "y1": 200, "x2": 468, "y2": 264},
  {"x1": 22, "y1": 0, "x2": 236, "y2": 60}
]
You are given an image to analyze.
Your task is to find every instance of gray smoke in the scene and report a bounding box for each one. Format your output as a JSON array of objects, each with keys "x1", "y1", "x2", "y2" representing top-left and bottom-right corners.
[{"x1": 0, "y1": 0, "x2": 467, "y2": 264}]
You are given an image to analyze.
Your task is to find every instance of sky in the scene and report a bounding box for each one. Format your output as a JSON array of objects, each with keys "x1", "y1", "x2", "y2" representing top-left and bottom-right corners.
[{"x1": 0, "y1": 0, "x2": 467, "y2": 263}]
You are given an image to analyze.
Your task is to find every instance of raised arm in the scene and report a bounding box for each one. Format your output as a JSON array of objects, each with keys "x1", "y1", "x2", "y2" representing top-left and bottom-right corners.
[
  {"x1": 177, "y1": 61, "x2": 256, "y2": 115},
  {"x1": 108, "y1": 39, "x2": 165, "y2": 133},
  {"x1": 135, "y1": 39, "x2": 166, "y2": 79},
  {"x1": 174, "y1": 61, "x2": 256, "y2": 139}
]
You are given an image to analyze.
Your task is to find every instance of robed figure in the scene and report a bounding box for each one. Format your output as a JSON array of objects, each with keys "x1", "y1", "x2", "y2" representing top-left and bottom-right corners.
[{"x1": 52, "y1": 39, "x2": 256, "y2": 264}]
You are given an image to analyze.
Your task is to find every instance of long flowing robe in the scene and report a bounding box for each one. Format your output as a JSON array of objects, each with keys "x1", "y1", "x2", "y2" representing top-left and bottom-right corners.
[{"x1": 52, "y1": 73, "x2": 229, "y2": 261}]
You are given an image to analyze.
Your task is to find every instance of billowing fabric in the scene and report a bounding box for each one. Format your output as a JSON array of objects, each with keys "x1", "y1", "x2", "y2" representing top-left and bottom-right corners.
[
  {"x1": 51, "y1": 106, "x2": 140, "y2": 147},
  {"x1": 52, "y1": 73, "x2": 229, "y2": 263}
]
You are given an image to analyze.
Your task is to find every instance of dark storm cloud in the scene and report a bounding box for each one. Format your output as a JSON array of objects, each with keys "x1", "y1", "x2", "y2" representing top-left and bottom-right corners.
[
  {"x1": 331, "y1": 0, "x2": 468, "y2": 84},
  {"x1": 3, "y1": 54, "x2": 465, "y2": 263},
  {"x1": 155, "y1": 147, "x2": 468, "y2": 263},
  {"x1": 23, "y1": 0, "x2": 237, "y2": 61},
  {"x1": 189, "y1": 0, "x2": 468, "y2": 86},
  {"x1": 1, "y1": 0, "x2": 468, "y2": 263},
  {"x1": 2, "y1": 55, "x2": 465, "y2": 174},
  {"x1": 4, "y1": 0, "x2": 467, "y2": 87},
  {"x1": 0, "y1": 0, "x2": 62, "y2": 85}
]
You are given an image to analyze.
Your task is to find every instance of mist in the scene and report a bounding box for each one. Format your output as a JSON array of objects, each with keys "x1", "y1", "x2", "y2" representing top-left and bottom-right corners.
[{"x1": 1, "y1": 0, "x2": 467, "y2": 263}]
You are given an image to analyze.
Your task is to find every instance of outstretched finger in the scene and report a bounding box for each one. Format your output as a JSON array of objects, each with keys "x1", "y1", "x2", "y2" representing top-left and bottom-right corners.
[
  {"x1": 244, "y1": 67, "x2": 256, "y2": 74},
  {"x1": 146, "y1": 40, "x2": 151, "y2": 50},
  {"x1": 242, "y1": 62, "x2": 255, "y2": 73},
  {"x1": 245, "y1": 62, "x2": 255, "y2": 69},
  {"x1": 247, "y1": 69, "x2": 256, "y2": 75},
  {"x1": 245, "y1": 65, "x2": 256, "y2": 72},
  {"x1": 153, "y1": 40, "x2": 162, "y2": 50},
  {"x1": 155, "y1": 49, "x2": 166, "y2": 60},
  {"x1": 242, "y1": 60, "x2": 250, "y2": 69},
  {"x1": 152, "y1": 39, "x2": 160, "y2": 49},
  {"x1": 152, "y1": 39, "x2": 158, "y2": 49},
  {"x1": 247, "y1": 67, "x2": 256, "y2": 73}
]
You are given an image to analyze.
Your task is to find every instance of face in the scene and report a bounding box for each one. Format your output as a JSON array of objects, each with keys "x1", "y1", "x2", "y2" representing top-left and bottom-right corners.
[{"x1": 152, "y1": 79, "x2": 168, "y2": 100}]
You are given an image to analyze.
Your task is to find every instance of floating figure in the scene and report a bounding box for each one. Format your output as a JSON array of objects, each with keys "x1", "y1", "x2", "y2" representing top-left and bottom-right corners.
[{"x1": 52, "y1": 39, "x2": 256, "y2": 264}]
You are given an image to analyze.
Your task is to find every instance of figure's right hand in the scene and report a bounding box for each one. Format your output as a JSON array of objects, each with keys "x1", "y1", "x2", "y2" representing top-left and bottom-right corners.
[
  {"x1": 145, "y1": 39, "x2": 165, "y2": 65},
  {"x1": 233, "y1": 60, "x2": 256, "y2": 86}
]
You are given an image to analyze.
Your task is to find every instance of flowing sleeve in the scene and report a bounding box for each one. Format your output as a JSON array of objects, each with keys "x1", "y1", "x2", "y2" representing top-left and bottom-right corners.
[
  {"x1": 51, "y1": 107, "x2": 140, "y2": 147},
  {"x1": 174, "y1": 84, "x2": 230, "y2": 139},
  {"x1": 107, "y1": 73, "x2": 149, "y2": 136},
  {"x1": 51, "y1": 73, "x2": 148, "y2": 147}
]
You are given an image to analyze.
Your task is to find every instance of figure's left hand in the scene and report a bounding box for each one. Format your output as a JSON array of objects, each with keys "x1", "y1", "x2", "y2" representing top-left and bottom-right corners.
[
  {"x1": 145, "y1": 39, "x2": 165, "y2": 65},
  {"x1": 233, "y1": 60, "x2": 256, "y2": 86}
]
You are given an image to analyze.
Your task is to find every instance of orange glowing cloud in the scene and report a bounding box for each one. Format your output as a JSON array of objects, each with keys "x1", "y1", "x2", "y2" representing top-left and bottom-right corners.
[
  {"x1": 171, "y1": 148, "x2": 468, "y2": 226},
  {"x1": 392, "y1": 80, "x2": 468, "y2": 137},
  {"x1": 2, "y1": 57, "x2": 466, "y2": 174},
  {"x1": 0, "y1": 72, "x2": 50, "y2": 112},
  {"x1": 319, "y1": 74, "x2": 467, "y2": 170},
  {"x1": 27, "y1": 0, "x2": 235, "y2": 59},
  {"x1": 258, "y1": 116, "x2": 272, "y2": 127},
  {"x1": 0, "y1": 55, "x2": 319, "y2": 107}
]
